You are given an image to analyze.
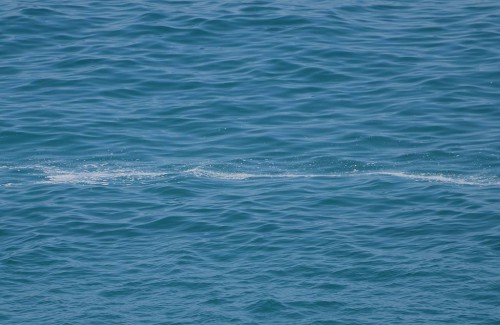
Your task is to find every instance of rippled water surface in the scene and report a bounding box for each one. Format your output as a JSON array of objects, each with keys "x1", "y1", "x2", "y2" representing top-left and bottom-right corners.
[{"x1": 1, "y1": 1, "x2": 499, "y2": 324}]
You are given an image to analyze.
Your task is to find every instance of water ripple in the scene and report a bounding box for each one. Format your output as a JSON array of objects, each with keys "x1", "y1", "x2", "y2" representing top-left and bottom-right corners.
[{"x1": 1, "y1": 1, "x2": 499, "y2": 324}]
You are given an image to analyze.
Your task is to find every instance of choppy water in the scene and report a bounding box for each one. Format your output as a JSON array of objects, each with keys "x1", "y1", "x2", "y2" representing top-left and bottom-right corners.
[{"x1": 1, "y1": 1, "x2": 499, "y2": 324}]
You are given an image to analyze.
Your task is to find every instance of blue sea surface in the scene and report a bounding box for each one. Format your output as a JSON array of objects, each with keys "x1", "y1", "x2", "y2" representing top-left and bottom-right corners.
[{"x1": 1, "y1": 1, "x2": 499, "y2": 324}]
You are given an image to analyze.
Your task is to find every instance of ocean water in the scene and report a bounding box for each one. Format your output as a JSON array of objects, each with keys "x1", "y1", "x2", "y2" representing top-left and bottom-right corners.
[{"x1": 1, "y1": 0, "x2": 499, "y2": 324}]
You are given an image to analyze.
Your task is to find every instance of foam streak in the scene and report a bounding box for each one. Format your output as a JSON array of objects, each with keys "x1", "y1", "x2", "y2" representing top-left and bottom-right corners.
[{"x1": 185, "y1": 168, "x2": 499, "y2": 186}]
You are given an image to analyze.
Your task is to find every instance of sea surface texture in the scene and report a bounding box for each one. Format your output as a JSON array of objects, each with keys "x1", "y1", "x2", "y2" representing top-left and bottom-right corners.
[{"x1": 1, "y1": 1, "x2": 499, "y2": 324}]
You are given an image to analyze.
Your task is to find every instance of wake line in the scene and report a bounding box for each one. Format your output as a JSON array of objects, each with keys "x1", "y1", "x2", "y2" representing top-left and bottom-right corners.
[
  {"x1": 1, "y1": 165, "x2": 498, "y2": 187},
  {"x1": 40, "y1": 171, "x2": 168, "y2": 185},
  {"x1": 366, "y1": 171, "x2": 490, "y2": 186},
  {"x1": 185, "y1": 167, "x2": 341, "y2": 180},
  {"x1": 185, "y1": 168, "x2": 499, "y2": 186}
]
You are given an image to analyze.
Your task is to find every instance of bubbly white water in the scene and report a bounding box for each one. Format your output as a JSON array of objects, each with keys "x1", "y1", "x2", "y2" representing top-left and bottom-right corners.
[
  {"x1": 367, "y1": 171, "x2": 497, "y2": 186},
  {"x1": 30, "y1": 165, "x2": 168, "y2": 185},
  {"x1": 41, "y1": 170, "x2": 168, "y2": 185},
  {"x1": 1, "y1": 164, "x2": 498, "y2": 186},
  {"x1": 185, "y1": 167, "x2": 341, "y2": 180},
  {"x1": 185, "y1": 167, "x2": 498, "y2": 186}
]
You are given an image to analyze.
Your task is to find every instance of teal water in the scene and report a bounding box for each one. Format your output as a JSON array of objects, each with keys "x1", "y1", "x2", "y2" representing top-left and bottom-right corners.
[{"x1": 1, "y1": 1, "x2": 499, "y2": 324}]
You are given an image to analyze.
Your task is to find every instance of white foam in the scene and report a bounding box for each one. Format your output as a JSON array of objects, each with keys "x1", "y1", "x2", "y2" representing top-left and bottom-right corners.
[
  {"x1": 185, "y1": 167, "x2": 338, "y2": 181},
  {"x1": 185, "y1": 167, "x2": 499, "y2": 186},
  {"x1": 185, "y1": 167, "x2": 341, "y2": 180},
  {"x1": 3, "y1": 164, "x2": 497, "y2": 187},
  {"x1": 369, "y1": 171, "x2": 499, "y2": 186},
  {"x1": 185, "y1": 167, "x2": 254, "y2": 180},
  {"x1": 39, "y1": 169, "x2": 167, "y2": 185}
]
